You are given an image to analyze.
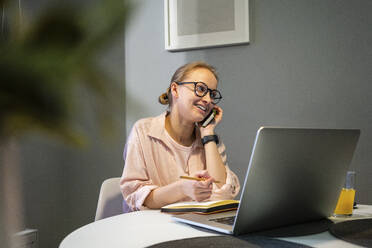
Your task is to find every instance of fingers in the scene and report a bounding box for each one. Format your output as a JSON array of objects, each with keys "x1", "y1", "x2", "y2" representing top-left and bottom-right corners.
[
  {"x1": 214, "y1": 105, "x2": 223, "y2": 116},
  {"x1": 194, "y1": 186, "x2": 212, "y2": 201},
  {"x1": 204, "y1": 177, "x2": 215, "y2": 185},
  {"x1": 193, "y1": 170, "x2": 211, "y2": 179},
  {"x1": 195, "y1": 179, "x2": 213, "y2": 192},
  {"x1": 181, "y1": 171, "x2": 216, "y2": 201},
  {"x1": 193, "y1": 180, "x2": 213, "y2": 201},
  {"x1": 198, "y1": 106, "x2": 223, "y2": 133},
  {"x1": 213, "y1": 106, "x2": 223, "y2": 123},
  {"x1": 184, "y1": 180, "x2": 213, "y2": 202}
]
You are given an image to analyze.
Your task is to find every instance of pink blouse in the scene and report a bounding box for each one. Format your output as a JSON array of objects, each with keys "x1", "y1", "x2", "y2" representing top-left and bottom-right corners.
[{"x1": 120, "y1": 112, "x2": 240, "y2": 211}]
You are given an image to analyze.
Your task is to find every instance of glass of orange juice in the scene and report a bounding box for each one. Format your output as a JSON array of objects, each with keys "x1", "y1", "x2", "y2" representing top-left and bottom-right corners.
[{"x1": 334, "y1": 171, "x2": 356, "y2": 216}]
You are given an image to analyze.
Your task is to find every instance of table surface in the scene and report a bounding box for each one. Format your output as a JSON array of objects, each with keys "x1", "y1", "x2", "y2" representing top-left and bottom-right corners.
[{"x1": 59, "y1": 205, "x2": 372, "y2": 248}]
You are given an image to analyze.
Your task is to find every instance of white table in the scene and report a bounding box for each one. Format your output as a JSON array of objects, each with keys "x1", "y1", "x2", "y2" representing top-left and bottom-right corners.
[{"x1": 59, "y1": 205, "x2": 372, "y2": 248}]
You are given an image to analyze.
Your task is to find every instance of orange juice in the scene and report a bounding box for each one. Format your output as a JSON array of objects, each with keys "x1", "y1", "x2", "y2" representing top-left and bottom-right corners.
[{"x1": 334, "y1": 188, "x2": 355, "y2": 216}]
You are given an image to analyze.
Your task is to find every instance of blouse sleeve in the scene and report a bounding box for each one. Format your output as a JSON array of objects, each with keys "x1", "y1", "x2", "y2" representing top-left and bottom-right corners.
[
  {"x1": 209, "y1": 141, "x2": 241, "y2": 200},
  {"x1": 120, "y1": 124, "x2": 158, "y2": 211}
]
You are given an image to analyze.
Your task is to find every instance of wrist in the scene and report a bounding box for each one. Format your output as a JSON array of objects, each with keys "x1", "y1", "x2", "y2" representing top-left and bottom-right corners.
[
  {"x1": 177, "y1": 180, "x2": 187, "y2": 198},
  {"x1": 201, "y1": 130, "x2": 215, "y2": 137}
]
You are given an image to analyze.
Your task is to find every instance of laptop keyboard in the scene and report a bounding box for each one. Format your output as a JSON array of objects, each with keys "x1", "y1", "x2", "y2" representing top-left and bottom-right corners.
[{"x1": 209, "y1": 216, "x2": 236, "y2": 226}]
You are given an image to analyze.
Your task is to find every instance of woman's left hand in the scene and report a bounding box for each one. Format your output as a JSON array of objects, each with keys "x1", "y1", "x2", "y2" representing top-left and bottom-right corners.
[{"x1": 199, "y1": 105, "x2": 223, "y2": 137}]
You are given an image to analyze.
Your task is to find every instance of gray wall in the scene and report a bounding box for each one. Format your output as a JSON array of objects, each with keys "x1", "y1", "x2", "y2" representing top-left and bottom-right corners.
[
  {"x1": 18, "y1": 1, "x2": 126, "y2": 248},
  {"x1": 125, "y1": 0, "x2": 372, "y2": 203}
]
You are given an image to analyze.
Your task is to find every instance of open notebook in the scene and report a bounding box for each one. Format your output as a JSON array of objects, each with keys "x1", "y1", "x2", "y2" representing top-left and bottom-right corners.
[{"x1": 161, "y1": 200, "x2": 239, "y2": 214}]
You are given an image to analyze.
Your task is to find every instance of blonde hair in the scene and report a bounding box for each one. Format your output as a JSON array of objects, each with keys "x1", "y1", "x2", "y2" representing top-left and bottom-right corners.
[{"x1": 158, "y1": 61, "x2": 218, "y2": 106}]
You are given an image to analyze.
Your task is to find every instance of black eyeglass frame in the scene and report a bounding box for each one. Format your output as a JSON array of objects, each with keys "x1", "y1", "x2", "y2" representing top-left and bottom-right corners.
[{"x1": 175, "y1": 81, "x2": 222, "y2": 104}]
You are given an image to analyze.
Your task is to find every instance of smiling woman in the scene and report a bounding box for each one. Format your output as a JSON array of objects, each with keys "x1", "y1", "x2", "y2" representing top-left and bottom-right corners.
[{"x1": 120, "y1": 61, "x2": 240, "y2": 211}]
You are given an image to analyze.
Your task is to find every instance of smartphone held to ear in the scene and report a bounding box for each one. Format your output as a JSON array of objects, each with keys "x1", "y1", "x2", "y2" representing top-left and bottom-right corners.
[{"x1": 201, "y1": 109, "x2": 217, "y2": 127}]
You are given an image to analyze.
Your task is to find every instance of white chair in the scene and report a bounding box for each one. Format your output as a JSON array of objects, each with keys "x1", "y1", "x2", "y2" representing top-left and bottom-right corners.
[{"x1": 95, "y1": 177, "x2": 124, "y2": 221}]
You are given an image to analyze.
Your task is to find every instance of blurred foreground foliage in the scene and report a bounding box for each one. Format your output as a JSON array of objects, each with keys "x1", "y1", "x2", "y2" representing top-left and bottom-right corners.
[{"x1": 0, "y1": 0, "x2": 130, "y2": 145}]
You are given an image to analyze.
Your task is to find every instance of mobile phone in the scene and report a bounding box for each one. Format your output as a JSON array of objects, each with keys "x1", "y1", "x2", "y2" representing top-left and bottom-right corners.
[{"x1": 200, "y1": 109, "x2": 217, "y2": 127}]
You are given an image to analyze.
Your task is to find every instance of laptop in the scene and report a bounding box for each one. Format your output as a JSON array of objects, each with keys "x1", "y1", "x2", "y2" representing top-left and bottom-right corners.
[{"x1": 172, "y1": 127, "x2": 360, "y2": 235}]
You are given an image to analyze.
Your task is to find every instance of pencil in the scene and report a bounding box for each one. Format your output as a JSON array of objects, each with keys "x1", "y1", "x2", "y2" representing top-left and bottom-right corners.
[{"x1": 180, "y1": 176, "x2": 220, "y2": 184}]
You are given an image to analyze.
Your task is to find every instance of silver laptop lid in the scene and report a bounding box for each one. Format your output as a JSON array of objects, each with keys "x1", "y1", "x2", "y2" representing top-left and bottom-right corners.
[{"x1": 233, "y1": 127, "x2": 360, "y2": 235}]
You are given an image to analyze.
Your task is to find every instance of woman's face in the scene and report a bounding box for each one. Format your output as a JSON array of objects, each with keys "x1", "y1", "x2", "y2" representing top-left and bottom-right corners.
[{"x1": 174, "y1": 68, "x2": 218, "y2": 123}]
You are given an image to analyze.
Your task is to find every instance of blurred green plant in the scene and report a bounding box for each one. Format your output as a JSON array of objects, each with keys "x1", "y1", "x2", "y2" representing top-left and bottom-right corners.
[{"x1": 0, "y1": 0, "x2": 131, "y2": 144}]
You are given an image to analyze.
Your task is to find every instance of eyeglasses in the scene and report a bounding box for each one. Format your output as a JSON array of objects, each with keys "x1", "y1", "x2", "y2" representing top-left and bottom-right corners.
[{"x1": 175, "y1": 81, "x2": 222, "y2": 104}]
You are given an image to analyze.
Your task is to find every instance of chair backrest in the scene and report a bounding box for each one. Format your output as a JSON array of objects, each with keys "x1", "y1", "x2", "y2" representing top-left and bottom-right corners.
[{"x1": 95, "y1": 177, "x2": 123, "y2": 221}]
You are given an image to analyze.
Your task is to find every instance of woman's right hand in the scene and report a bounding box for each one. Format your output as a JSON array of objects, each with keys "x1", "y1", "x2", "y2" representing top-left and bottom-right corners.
[{"x1": 180, "y1": 170, "x2": 214, "y2": 202}]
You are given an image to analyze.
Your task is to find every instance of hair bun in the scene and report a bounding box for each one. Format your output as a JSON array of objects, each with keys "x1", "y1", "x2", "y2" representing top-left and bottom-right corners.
[{"x1": 158, "y1": 92, "x2": 169, "y2": 105}]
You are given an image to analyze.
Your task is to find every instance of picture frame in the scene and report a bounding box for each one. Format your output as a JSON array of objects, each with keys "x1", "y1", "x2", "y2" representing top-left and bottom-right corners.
[{"x1": 164, "y1": 0, "x2": 249, "y2": 52}]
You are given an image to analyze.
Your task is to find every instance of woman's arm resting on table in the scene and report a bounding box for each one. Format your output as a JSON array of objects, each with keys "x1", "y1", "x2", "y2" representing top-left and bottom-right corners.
[{"x1": 144, "y1": 173, "x2": 214, "y2": 209}]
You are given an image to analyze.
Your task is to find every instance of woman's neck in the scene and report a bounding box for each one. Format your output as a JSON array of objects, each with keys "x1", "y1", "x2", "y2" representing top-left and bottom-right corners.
[{"x1": 165, "y1": 110, "x2": 195, "y2": 147}]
